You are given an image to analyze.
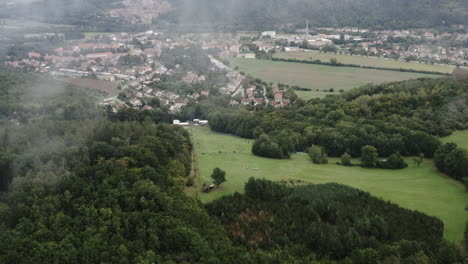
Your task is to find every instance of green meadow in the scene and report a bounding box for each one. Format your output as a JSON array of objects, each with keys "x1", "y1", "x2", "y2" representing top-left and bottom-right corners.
[
  {"x1": 229, "y1": 58, "x2": 440, "y2": 99},
  {"x1": 442, "y1": 130, "x2": 468, "y2": 151},
  {"x1": 274, "y1": 51, "x2": 456, "y2": 74},
  {"x1": 186, "y1": 126, "x2": 468, "y2": 243}
]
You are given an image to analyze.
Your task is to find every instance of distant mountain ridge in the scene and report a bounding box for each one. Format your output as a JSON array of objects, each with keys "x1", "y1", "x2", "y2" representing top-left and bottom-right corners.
[{"x1": 158, "y1": 0, "x2": 468, "y2": 30}]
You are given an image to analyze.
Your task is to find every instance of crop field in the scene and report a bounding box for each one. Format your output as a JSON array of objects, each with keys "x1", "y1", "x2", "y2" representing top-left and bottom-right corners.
[
  {"x1": 229, "y1": 58, "x2": 439, "y2": 100},
  {"x1": 442, "y1": 130, "x2": 468, "y2": 150},
  {"x1": 186, "y1": 126, "x2": 468, "y2": 243},
  {"x1": 274, "y1": 51, "x2": 456, "y2": 74}
]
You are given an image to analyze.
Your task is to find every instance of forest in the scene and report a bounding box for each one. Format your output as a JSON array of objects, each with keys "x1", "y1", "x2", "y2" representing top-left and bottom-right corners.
[
  {"x1": 158, "y1": 0, "x2": 468, "y2": 30},
  {"x1": 207, "y1": 178, "x2": 463, "y2": 263}
]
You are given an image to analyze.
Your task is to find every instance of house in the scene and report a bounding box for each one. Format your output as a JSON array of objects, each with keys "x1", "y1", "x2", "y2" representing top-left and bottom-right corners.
[
  {"x1": 182, "y1": 72, "x2": 199, "y2": 83},
  {"x1": 242, "y1": 98, "x2": 253, "y2": 105},
  {"x1": 193, "y1": 119, "x2": 209, "y2": 126},
  {"x1": 173, "y1": 120, "x2": 189, "y2": 126},
  {"x1": 307, "y1": 38, "x2": 333, "y2": 47},
  {"x1": 261, "y1": 31, "x2": 276, "y2": 38},
  {"x1": 28, "y1": 52, "x2": 41, "y2": 58},
  {"x1": 284, "y1": 47, "x2": 300, "y2": 52},
  {"x1": 86, "y1": 52, "x2": 113, "y2": 59},
  {"x1": 129, "y1": 98, "x2": 142, "y2": 107},
  {"x1": 274, "y1": 91, "x2": 283, "y2": 102},
  {"x1": 254, "y1": 98, "x2": 265, "y2": 105}
]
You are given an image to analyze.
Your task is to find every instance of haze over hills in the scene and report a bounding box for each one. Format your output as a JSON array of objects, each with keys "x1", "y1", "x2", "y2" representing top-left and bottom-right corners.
[
  {"x1": 160, "y1": 0, "x2": 468, "y2": 30},
  {"x1": 1, "y1": 0, "x2": 468, "y2": 30}
]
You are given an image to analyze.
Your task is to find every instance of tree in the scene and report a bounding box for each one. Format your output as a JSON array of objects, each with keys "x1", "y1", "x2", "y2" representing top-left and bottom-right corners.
[
  {"x1": 211, "y1": 168, "x2": 226, "y2": 187},
  {"x1": 252, "y1": 134, "x2": 284, "y2": 159},
  {"x1": 380, "y1": 152, "x2": 407, "y2": 169},
  {"x1": 413, "y1": 153, "x2": 424, "y2": 167},
  {"x1": 308, "y1": 145, "x2": 328, "y2": 164},
  {"x1": 341, "y1": 152, "x2": 352, "y2": 166},
  {"x1": 361, "y1": 145, "x2": 378, "y2": 168}
]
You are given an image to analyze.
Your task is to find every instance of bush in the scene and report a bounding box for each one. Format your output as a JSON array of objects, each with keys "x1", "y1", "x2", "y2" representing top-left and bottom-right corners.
[
  {"x1": 361, "y1": 145, "x2": 378, "y2": 168},
  {"x1": 341, "y1": 152, "x2": 352, "y2": 166},
  {"x1": 378, "y1": 152, "x2": 408, "y2": 169},
  {"x1": 186, "y1": 177, "x2": 194, "y2": 187},
  {"x1": 308, "y1": 145, "x2": 328, "y2": 164}
]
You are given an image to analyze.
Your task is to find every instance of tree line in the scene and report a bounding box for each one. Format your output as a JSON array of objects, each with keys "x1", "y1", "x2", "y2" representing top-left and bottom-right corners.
[{"x1": 271, "y1": 57, "x2": 450, "y2": 76}]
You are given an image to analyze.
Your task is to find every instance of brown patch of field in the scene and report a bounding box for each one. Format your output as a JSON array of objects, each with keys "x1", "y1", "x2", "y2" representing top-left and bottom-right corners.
[{"x1": 65, "y1": 78, "x2": 118, "y2": 96}]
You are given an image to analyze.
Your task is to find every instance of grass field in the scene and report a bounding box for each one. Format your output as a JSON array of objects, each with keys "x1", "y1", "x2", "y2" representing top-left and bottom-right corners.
[
  {"x1": 274, "y1": 51, "x2": 456, "y2": 74},
  {"x1": 186, "y1": 126, "x2": 468, "y2": 243},
  {"x1": 229, "y1": 58, "x2": 439, "y2": 100},
  {"x1": 442, "y1": 130, "x2": 468, "y2": 150}
]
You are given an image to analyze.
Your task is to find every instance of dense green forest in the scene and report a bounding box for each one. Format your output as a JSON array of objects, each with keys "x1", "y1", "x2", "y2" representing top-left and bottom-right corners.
[
  {"x1": 158, "y1": 0, "x2": 468, "y2": 30},
  {"x1": 207, "y1": 178, "x2": 462, "y2": 263}
]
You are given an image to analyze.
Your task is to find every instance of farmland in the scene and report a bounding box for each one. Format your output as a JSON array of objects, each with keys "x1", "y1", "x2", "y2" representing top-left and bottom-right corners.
[
  {"x1": 274, "y1": 51, "x2": 457, "y2": 74},
  {"x1": 228, "y1": 58, "x2": 439, "y2": 99},
  {"x1": 186, "y1": 126, "x2": 468, "y2": 243}
]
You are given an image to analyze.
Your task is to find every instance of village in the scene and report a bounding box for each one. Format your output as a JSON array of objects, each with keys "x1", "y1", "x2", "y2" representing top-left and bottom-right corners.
[
  {"x1": 247, "y1": 25, "x2": 468, "y2": 66},
  {"x1": 4, "y1": 30, "x2": 293, "y2": 114}
]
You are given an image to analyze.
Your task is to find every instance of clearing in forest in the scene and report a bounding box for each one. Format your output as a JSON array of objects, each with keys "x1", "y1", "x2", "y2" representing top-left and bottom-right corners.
[{"x1": 186, "y1": 126, "x2": 468, "y2": 243}]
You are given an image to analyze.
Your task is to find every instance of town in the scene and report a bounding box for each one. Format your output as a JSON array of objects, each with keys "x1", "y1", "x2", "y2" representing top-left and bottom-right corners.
[
  {"x1": 3, "y1": 30, "x2": 296, "y2": 114},
  {"x1": 3, "y1": 24, "x2": 468, "y2": 116}
]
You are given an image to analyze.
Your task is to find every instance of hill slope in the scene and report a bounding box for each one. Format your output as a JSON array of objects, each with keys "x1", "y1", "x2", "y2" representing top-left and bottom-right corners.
[{"x1": 159, "y1": 0, "x2": 468, "y2": 30}]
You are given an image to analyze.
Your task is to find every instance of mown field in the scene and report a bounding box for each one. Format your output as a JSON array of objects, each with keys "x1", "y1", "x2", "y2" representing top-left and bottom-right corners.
[
  {"x1": 228, "y1": 58, "x2": 439, "y2": 99},
  {"x1": 186, "y1": 126, "x2": 468, "y2": 243},
  {"x1": 442, "y1": 130, "x2": 468, "y2": 151},
  {"x1": 274, "y1": 51, "x2": 456, "y2": 74}
]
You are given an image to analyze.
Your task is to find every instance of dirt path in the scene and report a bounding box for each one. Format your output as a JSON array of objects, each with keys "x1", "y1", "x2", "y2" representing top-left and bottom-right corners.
[{"x1": 189, "y1": 146, "x2": 197, "y2": 179}]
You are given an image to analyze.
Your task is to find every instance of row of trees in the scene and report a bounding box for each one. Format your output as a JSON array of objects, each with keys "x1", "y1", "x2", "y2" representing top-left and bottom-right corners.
[
  {"x1": 434, "y1": 142, "x2": 468, "y2": 188},
  {"x1": 308, "y1": 144, "x2": 407, "y2": 169},
  {"x1": 271, "y1": 57, "x2": 449, "y2": 76}
]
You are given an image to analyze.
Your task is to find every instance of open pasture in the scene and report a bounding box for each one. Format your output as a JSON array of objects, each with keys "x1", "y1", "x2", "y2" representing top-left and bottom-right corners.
[{"x1": 187, "y1": 126, "x2": 468, "y2": 243}]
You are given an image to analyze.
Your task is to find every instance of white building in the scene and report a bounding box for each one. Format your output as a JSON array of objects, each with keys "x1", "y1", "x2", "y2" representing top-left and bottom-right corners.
[{"x1": 261, "y1": 31, "x2": 276, "y2": 38}]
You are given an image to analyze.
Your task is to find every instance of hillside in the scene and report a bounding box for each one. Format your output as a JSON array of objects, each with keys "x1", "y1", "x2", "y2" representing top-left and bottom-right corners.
[
  {"x1": 2, "y1": 0, "x2": 467, "y2": 31},
  {"x1": 158, "y1": 0, "x2": 468, "y2": 30}
]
